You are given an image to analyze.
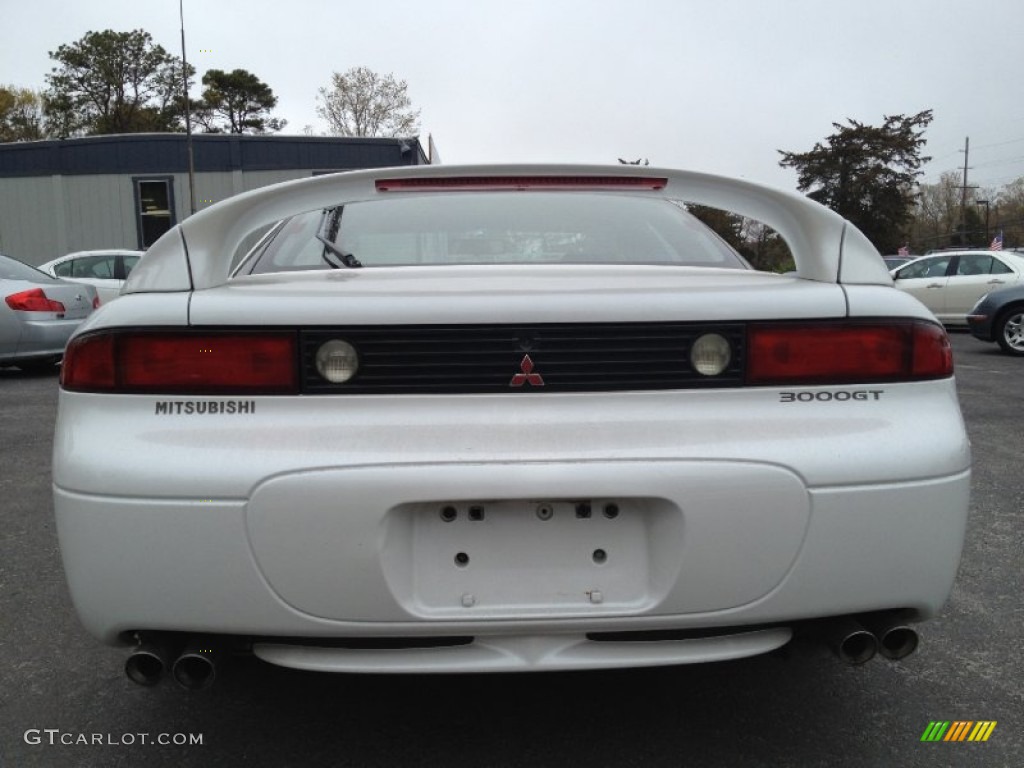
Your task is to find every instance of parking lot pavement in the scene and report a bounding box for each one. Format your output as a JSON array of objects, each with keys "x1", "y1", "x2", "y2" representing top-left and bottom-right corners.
[{"x1": 1, "y1": 332, "x2": 1021, "y2": 767}]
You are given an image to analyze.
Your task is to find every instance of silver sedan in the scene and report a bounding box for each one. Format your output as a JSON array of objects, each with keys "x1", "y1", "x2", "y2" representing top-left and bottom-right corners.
[{"x1": 1, "y1": 253, "x2": 98, "y2": 371}]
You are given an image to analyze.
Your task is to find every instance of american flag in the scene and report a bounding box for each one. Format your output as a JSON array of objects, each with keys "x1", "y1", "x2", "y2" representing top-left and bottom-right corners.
[
  {"x1": 897, "y1": 245, "x2": 910, "y2": 257},
  {"x1": 990, "y1": 231, "x2": 1004, "y2": 251}
]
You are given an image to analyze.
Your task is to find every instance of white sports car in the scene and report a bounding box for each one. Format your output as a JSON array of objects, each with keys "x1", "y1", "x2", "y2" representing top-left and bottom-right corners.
[{"x1": 53, "y1": 166, "x2": 971, "y2": 689}]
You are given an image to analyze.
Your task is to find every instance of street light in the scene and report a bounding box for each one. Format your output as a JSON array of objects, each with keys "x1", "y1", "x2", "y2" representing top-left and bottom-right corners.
[{"x1": 976, "y1": 199, "x2": 990, "y2": 243}]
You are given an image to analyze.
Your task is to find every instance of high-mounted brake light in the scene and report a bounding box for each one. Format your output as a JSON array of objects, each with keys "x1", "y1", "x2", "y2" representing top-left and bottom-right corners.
[
  {"x1": 747, "y1": 321, "x2": 953, "y2": 385},
  {"x1": 375, "y1": 176, "x2": 668, "y2": 192},
  {"x1": 61, "y1": 331, "x2": 298, "y2": 394},
  {"x1": 5, "y1": 288, "x2": 65, "y2": 313}
]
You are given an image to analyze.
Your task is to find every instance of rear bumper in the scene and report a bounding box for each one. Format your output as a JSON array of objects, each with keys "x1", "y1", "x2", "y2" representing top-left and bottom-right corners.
[
  {"x1": 54, "y1": 465, "x2": 970, "y2": 654},
  {"x1": 966, "y1": 314, "x2": 993, "y2": 341},
  {"x1": 11, "y1": 315, "x2": 81, "y2": 360},
  {"x1": 53, "y1": 381, "x2": 971, "y2": 669},
  {"x1": 251, "y1": 628, "x2": 795, "y2": 673}
]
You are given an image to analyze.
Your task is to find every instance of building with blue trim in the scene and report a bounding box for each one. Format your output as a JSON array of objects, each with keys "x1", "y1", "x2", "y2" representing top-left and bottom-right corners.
[{"x1": 0, "y1": 133, "x2": 430, "y2": 265}]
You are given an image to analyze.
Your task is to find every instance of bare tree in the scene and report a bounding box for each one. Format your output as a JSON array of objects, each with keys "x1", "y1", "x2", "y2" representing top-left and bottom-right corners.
[
  {"x1": 994, "y1": 177, "x2": 1024, "y2": 246},
  {"x1": 316, "y1": 67, "x2": 420, "y2": 137},
  {"x1": 0, "y1": 85, "x2": 48, "y2": 141},
  {"x1": 912, "y1": 171, "x2": 965, "y2": 249}
]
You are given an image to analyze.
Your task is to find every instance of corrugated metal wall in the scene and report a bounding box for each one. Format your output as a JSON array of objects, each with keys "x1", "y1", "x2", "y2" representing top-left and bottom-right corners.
[
  {"x1": 0, "y1": 175, "x2": 60, "y2": 261},
  {"x1": 61, "y1": 175, "x2": 138, "y2": 255},
  {"x1": 0, "y1": 170, "x2": 348, "y2": 264},
  {"x1": 0, "y1": 135, "x2": 429, "y2": 266}
]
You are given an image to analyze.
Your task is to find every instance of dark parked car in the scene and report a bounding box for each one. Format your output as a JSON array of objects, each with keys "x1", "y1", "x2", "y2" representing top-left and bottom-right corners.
[{"x1": 967, "y1": 284, "x2": 1024, "y2": 355}]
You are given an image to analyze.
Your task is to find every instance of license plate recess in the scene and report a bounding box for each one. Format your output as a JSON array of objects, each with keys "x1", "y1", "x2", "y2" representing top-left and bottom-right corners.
[{"x1": 389, "y1": 497, "x2": 669, "y2": 618}]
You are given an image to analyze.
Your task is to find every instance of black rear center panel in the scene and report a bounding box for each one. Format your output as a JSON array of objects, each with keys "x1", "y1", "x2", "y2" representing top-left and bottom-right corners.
[{"x1": 300, "y1": 322, "x2": 746, "y2": 394}]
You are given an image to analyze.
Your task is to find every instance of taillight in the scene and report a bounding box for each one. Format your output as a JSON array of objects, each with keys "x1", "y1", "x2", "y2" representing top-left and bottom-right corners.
[
  {"x1": 5, "y1": 288, "x2": 65, "y2": 313},
  {"x1": 375, "y1": 176, "x2": 668, "y2": 192},
  {"x1": 61, "y1": 331, "x2": 298, "y2": 393},
  {"x1": 92, "y1": 295, "x2": 101, "y2": 309},
  {"x1": 747, "y1": 321, "x2": 952, "y2": 385}
]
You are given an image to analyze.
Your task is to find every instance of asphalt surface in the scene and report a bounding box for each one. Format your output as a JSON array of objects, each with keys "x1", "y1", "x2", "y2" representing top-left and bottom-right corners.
[{"x1": 1, "y1": 331, "x2": 1021, "y2": 768}]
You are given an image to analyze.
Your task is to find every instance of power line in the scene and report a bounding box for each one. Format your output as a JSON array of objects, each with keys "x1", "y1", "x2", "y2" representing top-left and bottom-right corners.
[
  {"x1": 926, "y1": 135, "x2": 1024, "y2": 163},
  {"x1": 971, "y1": 136, "x2": 1024, "y2": 152},
  {"x1": 970, "y1": 154, "x2": 1024, "y2": 170},
  {"x1": 926, "y1": 149, "x2": 963, "y2": 163},
  {"x1": 921, "y1": 160, "x2": 1024, "y2": 183},
  {"x1": 976, "y1": 172, "x2": 1024, "y2": 186},
  {"x1": 921, "y1": 169, "x2": 1024, "y2": 187}
]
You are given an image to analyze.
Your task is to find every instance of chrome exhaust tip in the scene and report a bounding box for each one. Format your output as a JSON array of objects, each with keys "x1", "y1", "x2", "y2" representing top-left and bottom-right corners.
[
  {"x1": 862, "y1": 615, "x2": 919, "y2": 660},
  {"x1": 878, "y1": 625, "x2": 919, "y2": 660},
  {"x1": 125, "y1": 637, "x2": 176, "y2": 686},
  {"x1": 828, "y1": 618, "x2": 878, "y2": 665},
  {"x1": 172, "y1": 641, "x2": 220, "y2": 690}
]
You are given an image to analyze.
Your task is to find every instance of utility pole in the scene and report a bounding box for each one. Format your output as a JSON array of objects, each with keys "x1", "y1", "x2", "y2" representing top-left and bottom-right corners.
[
  {"x1": 959, "y1": 137, "x2": 970, "y2": 246},
  {"x1": 977, "y1": 199, "x2": 990, "y2": 243},
  {"x1": 180, "y1": 0, "x2": 196, "y2": 216}
]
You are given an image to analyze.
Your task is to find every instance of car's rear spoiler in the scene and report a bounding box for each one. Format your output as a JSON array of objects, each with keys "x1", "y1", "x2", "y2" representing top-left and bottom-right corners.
[{"x1": 124, "y1": 164, "x2": 892, "y2": 293}]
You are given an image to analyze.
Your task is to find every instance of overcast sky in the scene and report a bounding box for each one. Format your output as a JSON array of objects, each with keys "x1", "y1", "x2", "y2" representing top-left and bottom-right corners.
[{"x1": 3, "y1": 0, "x2": 1022, "y2": 192}]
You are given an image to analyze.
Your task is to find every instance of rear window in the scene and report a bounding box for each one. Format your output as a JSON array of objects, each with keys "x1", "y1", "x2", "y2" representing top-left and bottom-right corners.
[
  {"x1": 0, "y1": 253, "x2": 59, "y2": 283},
  {"x1": 242, "y1": 192, "x2": 749, "y2": 274}
]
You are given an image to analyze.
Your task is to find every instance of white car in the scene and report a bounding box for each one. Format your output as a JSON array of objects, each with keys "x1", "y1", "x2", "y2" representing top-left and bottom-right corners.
[
  {"x1": 39, "y1": 250, "x2": 144, "y2": 305},
  {"x1": 53, "y1": 166, "x2": 971, "y2": 689},
  {"x1": 891, "y1": 249, "x2": 1024, "y2": 325}
]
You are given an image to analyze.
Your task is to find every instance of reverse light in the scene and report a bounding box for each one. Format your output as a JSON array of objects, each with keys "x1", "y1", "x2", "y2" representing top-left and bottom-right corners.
[
  {"x1": 315, "y1": 339, "x2": 359, "y2": 383},
  {"x1": 375, "y1": 176, "x2": 669, "y2": 192},
  {"x1": 61, "y1": 331, "x2": 298, "y2": 393},
  {"x1": 747, "y1": 321, "x2": 952, "y2": 385},
  {"x1": 5, "y1": 288, "x2": 65, "y2": 313},
  {"x1": 690, "y1": 333, "x2": 732, "y2": 376}
]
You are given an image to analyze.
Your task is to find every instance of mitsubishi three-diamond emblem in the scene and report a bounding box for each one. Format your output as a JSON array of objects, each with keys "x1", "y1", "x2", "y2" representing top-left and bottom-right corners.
[{"x1": 509, "y1": 354, "x2": 545, "y2": 387}]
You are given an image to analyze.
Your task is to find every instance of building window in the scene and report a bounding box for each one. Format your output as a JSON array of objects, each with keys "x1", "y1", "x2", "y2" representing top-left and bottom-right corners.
[{"x1": 133, "y1": 177, "x2": 176, "y2": 248}]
